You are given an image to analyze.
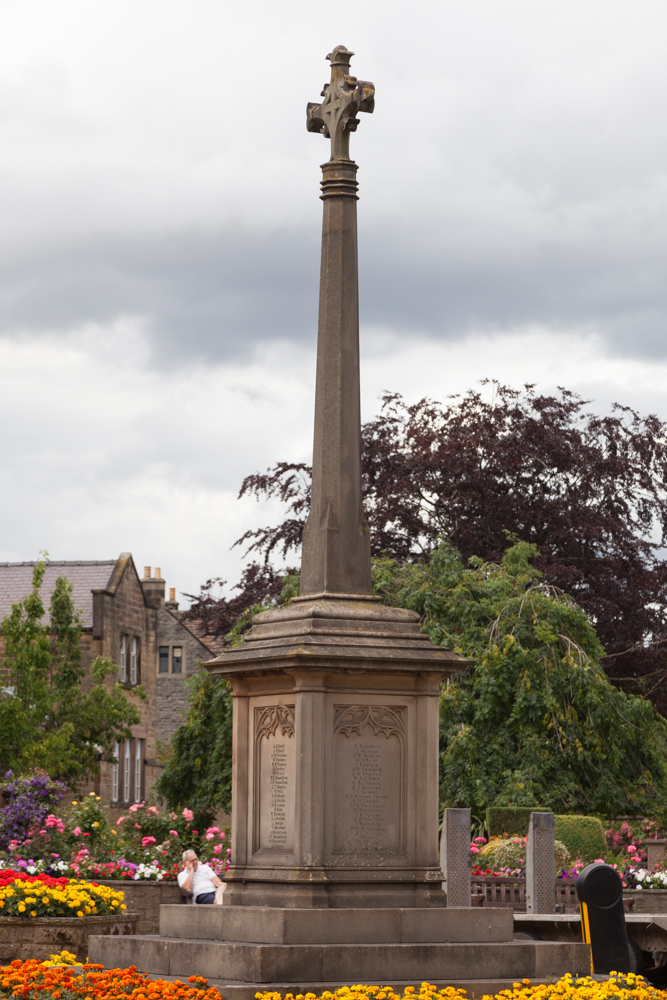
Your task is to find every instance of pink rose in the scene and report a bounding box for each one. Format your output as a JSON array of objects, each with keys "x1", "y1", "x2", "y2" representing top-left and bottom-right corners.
[
  {"x1": 169, "y1": 830, "x2": 178, "y2": 836},
  {"x1": 116, "y1": 816, "x2": 125, "y2": 825},
  {"x1": 182, "y1": 808, "x2": 194, "y2": 822},
  {"x1": 470, "y1": 846, "x2": 480, "y2": 854},
  {"x1": 205, "y1": 832, "x2": 214, "y2": 840},
  {"x1": 134, "y1": 823, "x2": 141, "y2": 829},
  {"x1": 147, "y1": 806, "x2": 159, "y2": 815},
  {"x1": 627, "y1": 845, "x2": 636, "y2": 852},
  {"x1": 213, "y1": 844, "x2": 222, "y2": 854},
  {"x1": 142, "y1": 836, "x2": 157, "y2": 847},
  {"x1": 73, "y1": 827, "x2": 82, "y2": 836}
]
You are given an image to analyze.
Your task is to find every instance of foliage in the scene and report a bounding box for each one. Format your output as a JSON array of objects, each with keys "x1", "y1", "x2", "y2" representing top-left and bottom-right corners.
[
  {"x1": 373, "y1": 540, "x2": 667, "y2": 816},
  {"x1": 486, "y1": 807, "x2": 535, "y2": 837},
  {"x1": 0, "y1": 771, "x2": 66, "y2": 852},
  {"x1": 154, "y1": 668, "x2": 233, "y2": 817},
  {"x1": 0, "y1": 791, "x2": 230, "y2": 881},
  {"x1": 182, "y1": 562, "x2": 297, "y2": 648},
  {"x1": 479, "y1": 835, "x2": 570, "y2": 873},
  {"x1": 0, "y1": 872, "x2": 125, "y2": 917},
  {"x1": 0, "y1": 562, "x2": 143, "y2": 786},
  {"x1": 554, "y1": 815, "x2": 607, "y2": 866},
  {"x1": 230, "y1": 385, "x2": 667, "y2": 711},
  {"x1": 158, "y1": 569, "x2": 303, "y2": 811},
  {"x1": 0, "y1": 960, "x2": 219, "y2": 1000}
]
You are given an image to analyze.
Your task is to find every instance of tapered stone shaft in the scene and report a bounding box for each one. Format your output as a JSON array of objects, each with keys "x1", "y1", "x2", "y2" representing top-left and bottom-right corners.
[{"x1": 300, "y1": 159, "x2": 372, "y2": 595}]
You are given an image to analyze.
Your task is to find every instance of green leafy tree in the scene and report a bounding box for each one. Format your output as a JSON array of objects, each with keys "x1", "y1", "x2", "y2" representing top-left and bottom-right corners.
[
  {"x1": 159, "y1": 544, "x2": 667, "y2": 818},
  {"x1": 374, "y1": 540, "x2": 667, "y2": 816},
  {"x1": 155, "y1": 575, "x2": 300, "y2": 815},
  {"x1": 0, "y1": 559, "x2": 143, "y2": 786},
  {"x1": 154, "y1": 668, "x2": 233, "y2": 816}
]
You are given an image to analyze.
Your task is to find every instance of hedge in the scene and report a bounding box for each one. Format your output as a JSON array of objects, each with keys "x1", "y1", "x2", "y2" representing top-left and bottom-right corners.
[
  {"x1": 485, "y1": 807, "x2": 607, "y2": 864},
  {"x1": 486, "y1": 807, "x2": 536, "y2": 837},
  {"x1": 554, "y1": 814, "x2": 607, "y2": 864}
]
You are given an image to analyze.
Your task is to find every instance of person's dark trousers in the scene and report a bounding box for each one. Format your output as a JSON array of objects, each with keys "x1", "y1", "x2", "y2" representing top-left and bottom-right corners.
[{"x1": 195, "y1": 891, "x2": 216, "y2": 904}]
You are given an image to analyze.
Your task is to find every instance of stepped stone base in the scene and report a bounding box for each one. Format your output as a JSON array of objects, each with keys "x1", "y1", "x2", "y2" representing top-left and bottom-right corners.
[{"x1": 88, "y1": 906, "x2": 590, "y2": 985}]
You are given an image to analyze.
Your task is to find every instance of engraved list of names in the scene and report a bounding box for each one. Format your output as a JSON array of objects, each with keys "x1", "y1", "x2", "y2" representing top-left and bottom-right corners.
[
  {"x1": 256, "y1": 718, "x2": 295, "y2": 854},
  {"x1": 333, "y1": 723, "x2": 403, "y2": 855}
]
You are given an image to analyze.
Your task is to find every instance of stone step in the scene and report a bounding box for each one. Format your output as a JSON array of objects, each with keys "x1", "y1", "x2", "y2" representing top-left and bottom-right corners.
[
  {"x1": 89, "y1": 934, "x2": 590, "y2": 984},
  {"x1": 158, "y1": 906, "x2": 514, "y2": 945}
]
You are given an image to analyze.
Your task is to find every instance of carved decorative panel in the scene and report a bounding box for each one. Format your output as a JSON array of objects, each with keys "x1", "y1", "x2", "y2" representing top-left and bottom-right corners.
[
  {"x1": 253, "y1": 704, "x2": 295, "y2": 854},
  {"x1": 332, "y1": 704, "x2": 406, "y2": 857}
]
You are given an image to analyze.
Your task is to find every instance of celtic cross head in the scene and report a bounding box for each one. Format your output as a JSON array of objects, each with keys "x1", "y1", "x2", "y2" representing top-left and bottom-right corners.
[{"x1": 307, "y1": 45, "x2": 374, "y2": 161}]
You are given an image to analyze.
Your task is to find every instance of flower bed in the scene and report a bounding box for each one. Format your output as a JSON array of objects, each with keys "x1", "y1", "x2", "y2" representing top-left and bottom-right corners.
[
  {"x1": 0, "y1": 959, "x2": 217, "y2": 999},
  {"x1": 0, "y1": 872, "x2": 125, "y2": 918},
  {"x1": 0, "y1": 796, "x2": 231, "y2": 883},
  {"x1": 255, "y1": 975, "x2": 664, "y2": 1000}
]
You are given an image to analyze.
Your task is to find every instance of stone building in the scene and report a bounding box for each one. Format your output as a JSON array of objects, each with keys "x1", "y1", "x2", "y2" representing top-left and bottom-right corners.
[{"x1": 0, "y1": 554, "x2": 214, "y2": 807}]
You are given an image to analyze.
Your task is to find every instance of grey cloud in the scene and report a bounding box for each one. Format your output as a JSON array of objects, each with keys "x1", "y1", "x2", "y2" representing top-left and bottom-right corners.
[{"x1": 1, "y1": 215, "x2": 666, "y2": 366}]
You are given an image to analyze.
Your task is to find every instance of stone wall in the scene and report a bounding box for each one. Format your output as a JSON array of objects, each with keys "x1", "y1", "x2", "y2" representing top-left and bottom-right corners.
[
  {"x1": 154, "y1": 608, "x2": 212, "y2": 746},
  {"x1": 624, "y1": 889, "x2": 667, "y2": 912},
  {"x1": 0, "y1": 914, "x2": 137, "y2": 963},
  {"x1": 95, "y1": 880, "x2": 182, "y2": 933}
]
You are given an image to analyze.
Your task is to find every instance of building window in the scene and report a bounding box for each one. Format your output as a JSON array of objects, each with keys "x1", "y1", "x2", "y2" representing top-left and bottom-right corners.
[
  {"x1": 111, "y1": 741, "x2": 120, "y2": 802},
  {"x1": 120, "y1": 637, "x2": 126, "y2": 683},
  {"x1": 157, "y1": 645, "x2": 186, "y2": 675},
  {"x1": 134, "y1": 740, "x2": 142, "y2": 804},
  {"x1": 124, "y1": 742, "x2": 131, "y2": 803},
  {"x1": 130, "y1": 637, "x2": 138, "y2": 685}
]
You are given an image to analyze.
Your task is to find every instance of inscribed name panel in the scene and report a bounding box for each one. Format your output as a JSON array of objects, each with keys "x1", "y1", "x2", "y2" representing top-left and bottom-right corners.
[
  {"x1": 253, "y1": 704, "x2": 295, "y2": 854},
  {"x1": 332, "y1": 704, "x2": 406, "y2": 857}
]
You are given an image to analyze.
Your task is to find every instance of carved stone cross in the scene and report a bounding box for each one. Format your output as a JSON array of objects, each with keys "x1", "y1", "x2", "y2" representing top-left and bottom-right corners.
[{"x1": 307, "y1": 45, "x2": 374, "y2": 161}]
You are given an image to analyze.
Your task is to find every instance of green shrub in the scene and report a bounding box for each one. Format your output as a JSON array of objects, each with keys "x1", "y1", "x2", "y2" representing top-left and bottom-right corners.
[
  {"x1": 486, "y1": 807, "x2": 536, "y2": 837},
  {"x1": 554, "y1": 814, "x2": 607, "y2": 864}
]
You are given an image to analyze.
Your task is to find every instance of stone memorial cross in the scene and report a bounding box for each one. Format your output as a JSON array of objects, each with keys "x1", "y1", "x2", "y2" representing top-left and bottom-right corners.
[
  {"x1": 204, "y1": 46, "x2": 466, "y2": 909},
  {"x1": 300, "y1": 46, "x2": 375, "y2": 596}
]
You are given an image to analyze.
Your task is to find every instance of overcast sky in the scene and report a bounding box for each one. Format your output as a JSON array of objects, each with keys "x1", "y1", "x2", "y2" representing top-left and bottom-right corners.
[{"x1": 1, "y1": 0, "x2": 667, "y2": 604}]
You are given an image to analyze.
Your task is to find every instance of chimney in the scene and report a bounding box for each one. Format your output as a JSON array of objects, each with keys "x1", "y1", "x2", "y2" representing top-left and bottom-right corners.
[
  {"x1": 165, "y1": 586, "x2": 179, "y2": 612},
  {"x1": 140, "y1": 566, "x2": 165, "y2": 609}
]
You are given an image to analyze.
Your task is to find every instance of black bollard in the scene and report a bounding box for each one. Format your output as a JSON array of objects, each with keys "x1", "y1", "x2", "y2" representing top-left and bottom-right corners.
[{"x1": 576, "y1": 862, "x2": 630, "y2": 974}]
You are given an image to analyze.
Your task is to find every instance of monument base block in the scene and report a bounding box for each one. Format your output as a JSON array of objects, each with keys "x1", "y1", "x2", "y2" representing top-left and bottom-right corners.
[
  {"x1": 88, "y1": 905, "x2": 591, "y2": 986},
  {"x1": 223, "y1": 877, "x2": 444, "y2": 909},
  {"x1": 205, "y1": 594, "x2": 467, "y2": 908}
]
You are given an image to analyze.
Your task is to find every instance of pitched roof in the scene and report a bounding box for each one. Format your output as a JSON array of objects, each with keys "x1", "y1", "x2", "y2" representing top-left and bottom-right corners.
[{"x1": 0, "y1": 561, "x2": 117, "y2": 629}]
